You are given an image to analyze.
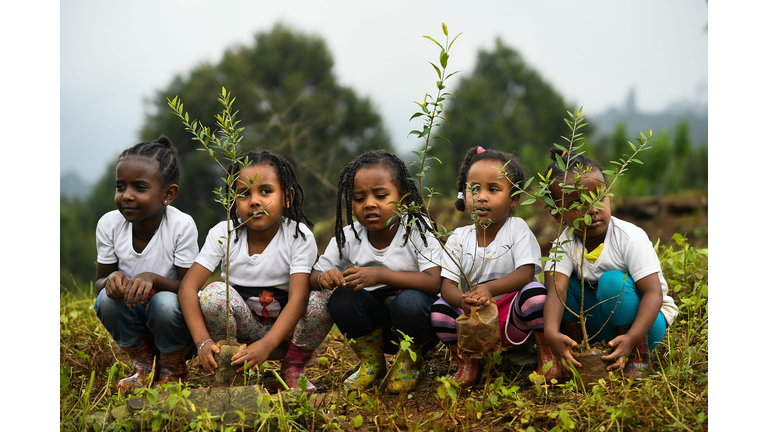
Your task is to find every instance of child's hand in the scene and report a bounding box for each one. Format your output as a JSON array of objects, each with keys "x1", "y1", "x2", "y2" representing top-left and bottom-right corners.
[
  {"x1": 343, "y1": 267, "x2": 381, "y2": 291},
  {"x1": 105, "y1": 271, "x2": 128, "y2": 300},
  {"x1": 602, "y1": 334, "x2": 638, "y2": 372},
  {"x1": 545, "y1": 331, "x2": 582, "y2": 371},
  {"x1": 231, "y1": 340, "x2": 271, "y2": 373},
  {"x1": 462, "y1": 284, "x2": 493, "y2": 308},
  {"x1": 318, "y1": 268, "x2": 346, "y2": 290},
  {"x1": 124, "y1": 273, "x2": 155, "y2": 307},
  {"x1": 198, "y1": 340, "x2": 220, "y2": 374}
]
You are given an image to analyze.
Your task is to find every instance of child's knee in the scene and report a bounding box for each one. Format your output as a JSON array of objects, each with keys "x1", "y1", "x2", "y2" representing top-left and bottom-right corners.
[{"x1": 598, "y1": 270, "x2": 635, "y2": 297}]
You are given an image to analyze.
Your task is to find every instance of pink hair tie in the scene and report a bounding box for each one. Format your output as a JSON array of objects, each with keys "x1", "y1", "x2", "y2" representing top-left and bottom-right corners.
[{"x1": 476, "y1": 146, "x2": 485, "y2": 154}]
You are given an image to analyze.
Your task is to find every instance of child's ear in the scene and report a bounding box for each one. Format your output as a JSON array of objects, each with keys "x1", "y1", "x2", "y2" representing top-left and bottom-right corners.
[
  {"x1": 163, "y1": 184, "x2": 179, "y2": 206},
  {"x1": 509, "y1": 194, "x2": 521, "y2": 212},
  {"x1": 285, "y1": 187, "x2": 295, "y2": 209}
]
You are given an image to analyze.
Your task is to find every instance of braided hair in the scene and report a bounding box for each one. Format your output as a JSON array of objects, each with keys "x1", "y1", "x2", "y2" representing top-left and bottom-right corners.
[
  {"x1": 118, "y1": 135, "x2": 181, "y2": 187},
  {"x1": 334, "y1": 150, "x2": 431, "y2": 258},
  {"x1": 453, "y1": 146, "x2": 526, "y2": 212},
  {"x1": 544, "y1": 147, "x2": 604, "y2": 202},
  {"x1": 225, "y1": 150, "x2": 313, "y2": 242}
]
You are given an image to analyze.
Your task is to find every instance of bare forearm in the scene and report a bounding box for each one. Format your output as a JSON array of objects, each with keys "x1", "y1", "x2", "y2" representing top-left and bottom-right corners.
[{"x1": 377, "y1": 267, "x2": 441, "y2": 295}]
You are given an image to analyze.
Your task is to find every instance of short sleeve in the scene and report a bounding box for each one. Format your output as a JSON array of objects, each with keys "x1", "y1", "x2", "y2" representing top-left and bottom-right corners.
[
  {"x1": 95, "y1": 215, "x2": 118, "y2": 265},
  {"x1": 289, "y1": 224, "x2": 318, "y2": 275},
  {"x1": 510, "y1": 220, "x2": 543, "y2": 274},
  {"x1": 195, "y1": 222, "x2": 227, "y2": 273},
  {"x1": 313, "y1": 236, "x2": 348, "y2": 273},
  {"x1": 173, "y1": 218, "x2": 199, "y2": 269},
  {"x1": 544, "y1": 233, "x2": 575, "y2": 277},
  {"x1": 440, "y1": 231, "x2": 463, "y2": 283},
  {"x1": 623, "y1": 236, "x2": 662, "y2": 282}
]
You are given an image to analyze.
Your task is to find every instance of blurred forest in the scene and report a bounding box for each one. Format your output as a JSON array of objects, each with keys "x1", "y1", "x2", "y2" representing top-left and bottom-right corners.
[{"x1": 60, "y1": 24, "x2": 708, "y2": 292}]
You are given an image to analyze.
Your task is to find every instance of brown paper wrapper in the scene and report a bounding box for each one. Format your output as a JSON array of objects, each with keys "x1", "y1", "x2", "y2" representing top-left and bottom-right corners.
[{"x1": 455, "y1": 303, "x2": 501, "y2": 359}]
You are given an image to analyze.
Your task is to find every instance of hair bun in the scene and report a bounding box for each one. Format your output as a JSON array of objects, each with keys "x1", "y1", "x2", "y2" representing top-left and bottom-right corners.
[
  {"x1": 154, "y1": 135, "x2": 173, "y2": 148},
  {"x1": 549, "y1": 147, "x2": 565, "y2": 161}
]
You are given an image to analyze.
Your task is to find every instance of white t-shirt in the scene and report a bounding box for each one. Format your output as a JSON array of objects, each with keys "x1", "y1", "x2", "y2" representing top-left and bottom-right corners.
[
  {"x1": 195, "y1": 218, "x2": 317, "y2": 292},
  {"x1": 441, "y1": 217, "x2": 542, "y2": 298},
  {"x1": 544, "y1": 216, "x2": 678, "y2": 325},
  {"x1": 313, "y1": 220, "x2": 442, "y2": 291},
  {"x1": 96, "y1": 206, "x2": 199, "y2": 280}
]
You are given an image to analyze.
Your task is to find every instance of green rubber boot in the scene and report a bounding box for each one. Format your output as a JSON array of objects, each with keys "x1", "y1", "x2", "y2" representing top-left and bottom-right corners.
[
  {"x1": 345, "y1": 328, "x2": 386, "y2": 390},
  {"x1": 386, "y1": 343, "x2": 424, "y2": 394}
]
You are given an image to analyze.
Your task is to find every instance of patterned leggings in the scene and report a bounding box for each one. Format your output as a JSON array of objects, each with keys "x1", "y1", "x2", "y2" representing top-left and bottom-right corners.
[
  {"x1": 430, "y1": 282, "x2": 547, "y2": 345},
  {"x1": 199, "y1": 282, "x2": 334, "y2": 359}
]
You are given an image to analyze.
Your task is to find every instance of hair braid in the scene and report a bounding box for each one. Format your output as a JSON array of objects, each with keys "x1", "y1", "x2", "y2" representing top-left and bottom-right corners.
[
  {"x1": 333, "y1": 150, "x2": 433, "y2": 258},
  {"x1": 225, "y1": 150, "x2": 313, "y2": 243},
  {"x1": 118, "y1": 135, "x2": 181, "y2": 187}
]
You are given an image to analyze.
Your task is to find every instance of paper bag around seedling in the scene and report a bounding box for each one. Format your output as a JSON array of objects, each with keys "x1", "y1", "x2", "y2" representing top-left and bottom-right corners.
[{"x1": 455, "y1": 302, "x2": 501, "y2": 359}]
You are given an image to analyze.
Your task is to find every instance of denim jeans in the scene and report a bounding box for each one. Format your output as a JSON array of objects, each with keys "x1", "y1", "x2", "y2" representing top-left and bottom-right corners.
[
  {"x1": 561, "y1": 270, "x2": 667, "y2": 350},
  {"x1": 94, "y1": 289, "x2": 192, "y2": 353},
  {"x1": 327, "y1": 287, "x2": 438, "y2": 355}
]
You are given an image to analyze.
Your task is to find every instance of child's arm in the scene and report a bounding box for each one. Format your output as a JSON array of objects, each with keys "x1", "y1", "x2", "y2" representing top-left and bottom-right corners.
[
  {"x1": 342, "y1": 266, "x2": 441, "y2": 295},
  {"x1": 230, "y1": 273, "x2": 310, "y2": 373},
  {"x1": 122, "y1": 266, "x2": 190, "y2": 307},
  {"x1": 440, "y1": 278, "x2": 465, "y2": 310},
  {"x1": 543, "y1": 271, "x2": 582, "y2": 370},
  {"x1": 178, "y1": 262, "x2": 219, "y2": 374},
  {"x1": 601, "y1": 273, "x2": 663, "y2": 371},
  {"x1": 462, "y1": 264, "x2": 535, "y2": 308},
  {"x1": 95, "y1": 263, "x2": 126, "y2": 300},
  {"x1": 310, "y1": 268, "x2": 346, "y2": 290}
]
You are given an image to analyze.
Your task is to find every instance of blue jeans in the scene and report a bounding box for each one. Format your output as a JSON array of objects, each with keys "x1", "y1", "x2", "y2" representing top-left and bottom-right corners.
[
  {"x1": 94, "y1": 289, "x2": 192, "y2": 353},
  {"x1": 327, "y1": 287, "x2": 438, "y2": 355},
  {"x1": 561, "y1": 270, "x2": 667, "y2": 351}
]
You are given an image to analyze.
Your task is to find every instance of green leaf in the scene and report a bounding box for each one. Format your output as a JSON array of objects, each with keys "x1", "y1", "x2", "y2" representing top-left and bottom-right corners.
[
  {"x1": 440, "y1": 51, "x2": 449, "y2": 68},
  {"x1": 429, "y1": 62, "x2": 443, "y2": 80},
  {"x1": 442, "y1": 23, "x2": 448, "y2": 36},
  {"x1": 423, "y1": 35, "x2": 444, "y2": 50}
]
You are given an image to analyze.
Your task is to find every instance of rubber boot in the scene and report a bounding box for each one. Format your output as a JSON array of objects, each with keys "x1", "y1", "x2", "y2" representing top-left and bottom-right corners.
[
  {"x1": 154, "y1": 345, "x2": 192, "y2": 388},
  {"x1": 117, "y1": 336, "x2": 156, "y2": 394},
  {"x1": 447, "y1": 343, "x2": 481, "y2": 387},
  {"x1": 386, "y1": 343, "x2": 424, "y2": 394},
  {"x1": 345, "y1": 328, "x2": 386, "y2": 390},
  {"x1": 280, "y1": 341, "x2": 317, "y2": 394},
  {"x1": 533, "y1": 331, "x2": 561, "y2": 383},
  {"x1": 616, "y1": 325, "x2": 651, "y2": 378}
]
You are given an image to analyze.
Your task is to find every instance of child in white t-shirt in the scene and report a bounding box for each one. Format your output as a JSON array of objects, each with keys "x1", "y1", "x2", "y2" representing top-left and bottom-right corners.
[
  {"x1": 541, "y1": 149, "x2": 678, "y2": 380},
  {"x1": 93, "y1": 136, "x2": 199, "y2": 393},
  {"x1": 431, "y1": 146, "x2": 547, "y2": 387},
  {"x1": 310, "y1": 150, "x2": 442, "y2": 394},
  {"x1": 178, "y1": 150, "x2": 332, "y2": 394}
]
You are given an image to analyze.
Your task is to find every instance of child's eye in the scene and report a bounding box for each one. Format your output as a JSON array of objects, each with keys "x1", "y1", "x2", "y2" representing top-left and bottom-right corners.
[
  {"x1": 261, "y1": 188, "x2": 272, "y2": 195},
  {"x1": 115, "y1": 184, "x2": 125, "y2": 191}
]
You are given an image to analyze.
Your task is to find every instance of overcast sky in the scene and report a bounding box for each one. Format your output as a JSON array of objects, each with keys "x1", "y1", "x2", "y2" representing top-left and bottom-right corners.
[{"x1": 61, "y1": 0, "x2": 708, "y2": 184}]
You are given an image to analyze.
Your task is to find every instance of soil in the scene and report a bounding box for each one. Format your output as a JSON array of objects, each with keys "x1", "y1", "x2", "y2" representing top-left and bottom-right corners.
[{"x1": 570, "y1": 342, "x2": 612, "y2": 385}]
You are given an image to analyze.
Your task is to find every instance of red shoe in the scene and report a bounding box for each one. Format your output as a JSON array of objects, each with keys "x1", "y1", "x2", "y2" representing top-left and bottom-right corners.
[
  {"x1": 280, "y1": 341, "x2": 317, "y2": 394},
  {"x1": 154, "y1": 345, "x2": 192, "y2": 388},
  {"x1": 447, "y1": 343, "x2": 481, "y2": 387},
  {"x1": 117, "y1": 337, "x2": 156, "y2": 394},
  {"x1": 533, "y1": 331, "x2": 561, "y2": 383}
]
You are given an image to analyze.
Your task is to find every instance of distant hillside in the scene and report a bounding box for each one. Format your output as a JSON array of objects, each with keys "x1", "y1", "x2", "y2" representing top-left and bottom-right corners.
[
  {"x1": 591, "y1": 88, "x2": 708, "y2": 147},
  {"x1": 61, "y1": 171, "x2": 93, "y2": 199}
]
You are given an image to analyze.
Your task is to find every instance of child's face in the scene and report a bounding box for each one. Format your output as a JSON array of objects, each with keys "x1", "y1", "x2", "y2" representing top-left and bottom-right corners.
[
  {"x1": 351, "y1": 165, "x2": 401, "y2": 233},
  {"x1": 465, "y1": 159, "x2": 519, "y2": 228},
  {"x1": 235, "y1": 163, "x2": 291, "y2": 235},
  {"x1": 551, "y1": 169, "x2": 611, "y2": 243},
  {"x1": 114, "y1": 157, "x2": 170, "y2": 226}
]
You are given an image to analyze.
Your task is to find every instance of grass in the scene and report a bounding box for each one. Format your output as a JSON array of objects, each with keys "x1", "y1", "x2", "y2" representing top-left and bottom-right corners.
[{"x1": 60, "y1": 232, "x2": 707, "y2": 431}]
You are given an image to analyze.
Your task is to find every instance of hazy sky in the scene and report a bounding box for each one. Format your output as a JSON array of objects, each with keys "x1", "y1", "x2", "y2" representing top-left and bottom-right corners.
[{"x1": 61, "y1": 0, "x2": 708, "y2": 184}]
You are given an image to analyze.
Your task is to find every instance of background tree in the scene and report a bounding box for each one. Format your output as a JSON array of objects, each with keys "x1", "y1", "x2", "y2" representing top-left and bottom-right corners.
[
  {"x1": 137, "y1": 23, "x2": 393, "y2": 244},
  {"x1": 427, "y1": 38, "x2": 592, "y2": 189}
]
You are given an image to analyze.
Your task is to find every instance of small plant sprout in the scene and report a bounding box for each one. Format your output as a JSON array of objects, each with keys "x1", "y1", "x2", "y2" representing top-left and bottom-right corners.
[{"x1": 168, "y1": 88, "x2": 261, "y2": 346}]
